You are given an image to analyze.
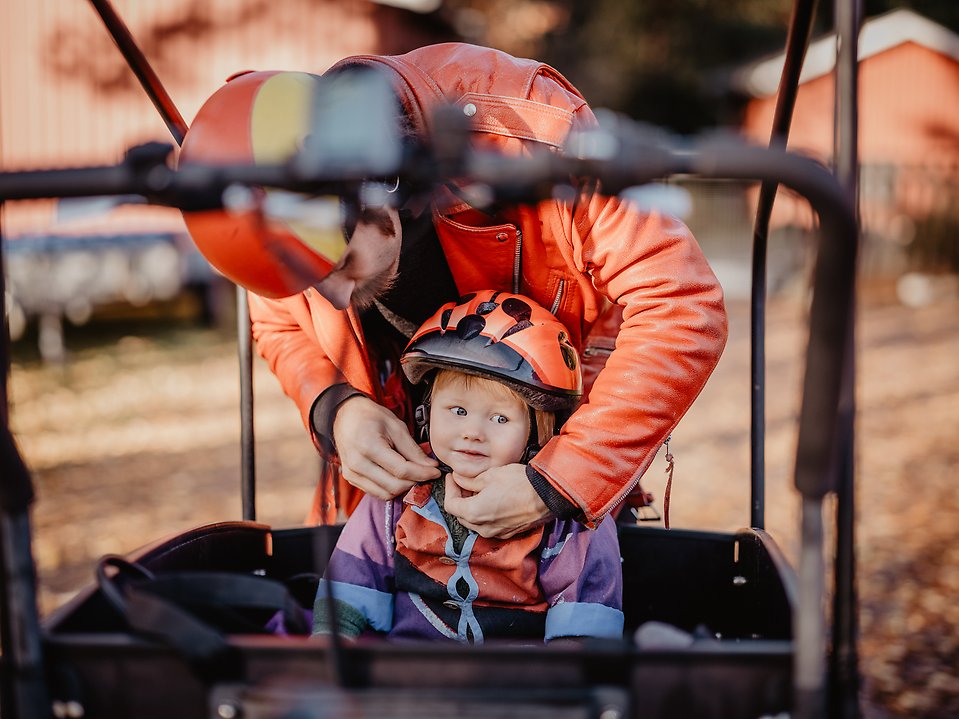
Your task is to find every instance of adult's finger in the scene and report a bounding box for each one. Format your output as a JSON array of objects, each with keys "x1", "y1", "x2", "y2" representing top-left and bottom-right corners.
[
  {"x1": 451, "y1": 511, "x2": 534, "y2": 540},
  {"x1": 382, "y1": 422, "x2": 440, "y2": 481},
  {"x1": 362, "y1": 436, "x2": 439, "y2": 485},
  {"x1": 365, "y1": 459, "x2": 438, "y2": 486},
  {"x1": 341, "y1": 455, "x2": 416, "y2": 500},
  {"x1": 442, "y1": 480, "x2": 488, "y2": 524},
  {"x1": 443, "y1": 467, "x2": 552, "y2": 539},
  {"x1": 448, "y1": 471, "x2": 490, "y2": 495}
]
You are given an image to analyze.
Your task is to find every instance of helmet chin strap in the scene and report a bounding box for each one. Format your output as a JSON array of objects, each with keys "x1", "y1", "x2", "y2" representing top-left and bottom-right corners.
[
  {"x1": 414, "y1": 403, "x2": 430, "y2": 442},
  {"x1": 519, "y1": 405, "x2": 540, "y2": 464}
]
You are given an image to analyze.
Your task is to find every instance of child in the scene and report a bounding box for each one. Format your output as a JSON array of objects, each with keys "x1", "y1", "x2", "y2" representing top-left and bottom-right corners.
[{"x1": 313, "y1": 290, "x2": 623, "y2": 643}]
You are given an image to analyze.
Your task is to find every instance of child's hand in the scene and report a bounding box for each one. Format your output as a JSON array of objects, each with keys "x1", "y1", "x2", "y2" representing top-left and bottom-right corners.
[{"x1": 444, "y1": 464, "x2": 552, "y2": 539}]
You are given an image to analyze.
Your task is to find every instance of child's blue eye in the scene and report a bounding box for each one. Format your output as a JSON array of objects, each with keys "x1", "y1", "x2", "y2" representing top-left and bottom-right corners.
[
  {"x1": 492, "y1": 414, "x2": 509, "y2": 424},
  {"x1": 450, "y1": 406, "x2": 467, "y2": 416}
]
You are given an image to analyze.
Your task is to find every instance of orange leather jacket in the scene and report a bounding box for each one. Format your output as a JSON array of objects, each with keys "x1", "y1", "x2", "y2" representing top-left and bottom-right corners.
[{"x1": 249, "y1": 43, "x2": 728, "y2": 524}]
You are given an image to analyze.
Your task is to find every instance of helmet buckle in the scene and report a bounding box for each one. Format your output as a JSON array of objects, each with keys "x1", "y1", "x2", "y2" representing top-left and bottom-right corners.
[{"x1": 414, "y1": 403, "x2": 430, "y2": 441}]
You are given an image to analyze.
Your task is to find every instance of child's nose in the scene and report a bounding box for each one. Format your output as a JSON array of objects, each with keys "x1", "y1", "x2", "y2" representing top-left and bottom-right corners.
[{"x1": 462, "y1": 418, "x2": 485, "y2": 440}]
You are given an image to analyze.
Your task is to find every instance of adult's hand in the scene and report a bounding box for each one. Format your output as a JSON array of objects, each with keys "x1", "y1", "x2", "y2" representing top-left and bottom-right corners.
[
  {"x1": 443, "y1": 464, "x2": 553, "y2": 539},
  {"x1": 333, "y1": 395, "x2": 440, "y2": 499}
]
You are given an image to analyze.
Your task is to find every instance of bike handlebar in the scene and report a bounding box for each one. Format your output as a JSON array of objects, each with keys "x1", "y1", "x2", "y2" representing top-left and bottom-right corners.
[{"x1": 0, "y1": 112, "x2": 856, "y2": 500}]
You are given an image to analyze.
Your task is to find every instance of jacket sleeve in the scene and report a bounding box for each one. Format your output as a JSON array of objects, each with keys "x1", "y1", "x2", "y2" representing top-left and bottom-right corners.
[
  {"x1": 248, "y1": 291, "x2": 345, "y2": 432},
  {"x1": 539, "y1": 517, "x2": 624, "y2": 641},
  {"x1": 313, "y1": 494, "x2": 398, "y2": 636},
  {"x1": 530, "y1": 190, "x2": 728, "y2": 523}
]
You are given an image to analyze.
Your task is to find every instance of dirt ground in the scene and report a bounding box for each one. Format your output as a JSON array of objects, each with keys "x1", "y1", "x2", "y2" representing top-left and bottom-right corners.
[{"x1": 8, "y1": 283, "x2": 959, "y2": 717}]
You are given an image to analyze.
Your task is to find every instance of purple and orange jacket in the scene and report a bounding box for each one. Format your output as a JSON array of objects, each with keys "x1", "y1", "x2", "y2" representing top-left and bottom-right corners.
[{"x1": 315, "y1": 481, "x2": 624, "y2": 643}]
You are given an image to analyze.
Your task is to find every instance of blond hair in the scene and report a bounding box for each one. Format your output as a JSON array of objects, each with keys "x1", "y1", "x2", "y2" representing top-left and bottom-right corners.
[{"x1": 428, "y1": 370, "x2": 555, "y2": 446}]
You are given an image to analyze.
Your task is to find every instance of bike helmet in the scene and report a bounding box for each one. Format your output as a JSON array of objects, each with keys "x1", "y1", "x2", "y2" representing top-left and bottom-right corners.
[
  {"x1": 401, "y1": 290, "x2": 582, "y2": 413},
  {"x1": 178, "y1": 70, "x2": 348, "y2": 298}
]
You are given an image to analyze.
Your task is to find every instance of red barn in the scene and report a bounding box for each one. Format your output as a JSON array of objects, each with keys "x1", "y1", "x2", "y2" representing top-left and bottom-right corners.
[{"x1": 735, "y1": 8, "x2": 959, "y2": 278}]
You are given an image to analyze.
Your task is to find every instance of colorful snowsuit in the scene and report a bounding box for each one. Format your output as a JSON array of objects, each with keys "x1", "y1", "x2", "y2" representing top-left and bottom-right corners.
[{"x1": 315, "y1": 481, "x2": 624, "y2": 643}]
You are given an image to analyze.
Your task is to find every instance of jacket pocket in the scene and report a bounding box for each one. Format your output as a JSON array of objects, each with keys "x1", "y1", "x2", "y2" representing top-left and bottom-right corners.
[{"x1": 435, "y1": 214, "x2": 520, "y2": 294}]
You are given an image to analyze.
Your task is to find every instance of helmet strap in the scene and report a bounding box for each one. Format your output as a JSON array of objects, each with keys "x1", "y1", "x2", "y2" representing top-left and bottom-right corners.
[
  {"x1": 414, "y1": 403, "x2": 430, "y2": 442},
  {"x1": 520, "y1": 405, "x2": 541, "y2": 464}
]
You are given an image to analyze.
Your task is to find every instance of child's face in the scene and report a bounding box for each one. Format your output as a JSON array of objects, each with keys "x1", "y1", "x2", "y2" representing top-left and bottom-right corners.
[{"x1": 429, "y1": 375, "x2": 530, "y2": 480}]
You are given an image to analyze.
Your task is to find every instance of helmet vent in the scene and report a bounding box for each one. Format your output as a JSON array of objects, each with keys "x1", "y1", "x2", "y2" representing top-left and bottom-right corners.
[
  {"x1": 457, "y1": 314, "x2": 486, "y2": 340},
  {"x1": 501, "y1": 297, "x2": 532, "y2": 322},
  {"x1": 502, "y1": 320, "x2": 533, "y2": 339}
]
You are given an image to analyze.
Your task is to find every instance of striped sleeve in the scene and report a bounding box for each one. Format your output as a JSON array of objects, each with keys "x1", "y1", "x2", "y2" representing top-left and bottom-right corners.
[
  {"x1": 313, "y1": 494, "x2": 399, "y2": 635},
  {"x1": 538, "y1": 517, "x2": 624, "y2": 641}
]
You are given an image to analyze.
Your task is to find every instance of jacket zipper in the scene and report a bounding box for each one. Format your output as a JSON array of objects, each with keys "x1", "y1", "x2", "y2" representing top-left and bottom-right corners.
[
  {"x1": 549, "y1": 278, "x2": 565, "y2": 315},
  {"x1": 512, "y1": 227, "x2": 523, "y2": 294},
  {"x1": 583, "y1": 343, "x2": 614, "y2": 357},
  {"x1": 590, "y1": 428, "x2": 680, "y2": 525}
]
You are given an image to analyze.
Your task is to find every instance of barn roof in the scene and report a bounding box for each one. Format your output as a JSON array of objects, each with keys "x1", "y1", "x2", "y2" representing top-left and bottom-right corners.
[{"x1": 733, "y1": 8, "x2": 959, "y2": 97}]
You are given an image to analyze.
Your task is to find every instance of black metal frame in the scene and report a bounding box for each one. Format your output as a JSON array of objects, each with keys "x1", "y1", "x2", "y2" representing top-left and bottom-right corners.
[
  {"x1": 0, "y1": 0, "x2": 863, "y2": 716},
  {"x1": 749, "y1": 0, "x2": 819, "y2": 531},
  {"x1": 41, "y1": 520, "x2": 797, "y2": 718}
]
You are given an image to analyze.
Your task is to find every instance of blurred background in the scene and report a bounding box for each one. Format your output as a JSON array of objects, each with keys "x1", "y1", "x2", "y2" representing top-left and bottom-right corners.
[{"x1": 2, "y1": 0, "x2": 958, "y2": 716}]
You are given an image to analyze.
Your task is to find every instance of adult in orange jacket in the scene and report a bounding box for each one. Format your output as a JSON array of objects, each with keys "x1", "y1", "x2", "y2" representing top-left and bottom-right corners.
[{"x1": 181, "y1": 43, "x2": 728, "y2": 538}]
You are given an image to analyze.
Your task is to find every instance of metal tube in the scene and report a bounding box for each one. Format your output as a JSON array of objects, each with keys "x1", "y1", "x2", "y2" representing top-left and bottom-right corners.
[
  {"x1": 0, "y1": 512, "x2": 51, "y2": 719},
  {"x1": 0, "y1": 164, "x2": 137, "y2": 201},
  {"x1": 87, "y1": 0, "x2": 189, "y2": 146},
  {"x1": 1, "y1": 208, "x2": 50, "y2": 719},
  {"x1": 238, "y1": 288, "x2": 256, "y2": 521},
  {"x1": 831, "y1": 0, "x2": 862, "y2": 715},
  {"x1": 1, "y1": 204, "x2": 7, "y2": 422},
  {"x1": 795, "y1": 496, "x2": 827, "y2": 719},
  {"x1": 750, "y1": 0, "x2": 820, "y2": 530}
]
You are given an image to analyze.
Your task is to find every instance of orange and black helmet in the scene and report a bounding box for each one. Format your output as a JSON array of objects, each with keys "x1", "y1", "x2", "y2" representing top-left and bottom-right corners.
[
  {"x1": 401, "y1": 290, "x2": 582, "y2": 412},
  {"x1": 178, "y1": 70, "x2": 349, "y2": 299}
]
